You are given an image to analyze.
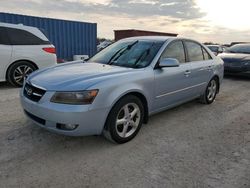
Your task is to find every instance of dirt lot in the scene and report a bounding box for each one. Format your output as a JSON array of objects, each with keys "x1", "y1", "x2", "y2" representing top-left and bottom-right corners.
[{"x1": 0, "y1": 76, "x2": 249, "y2": 188}]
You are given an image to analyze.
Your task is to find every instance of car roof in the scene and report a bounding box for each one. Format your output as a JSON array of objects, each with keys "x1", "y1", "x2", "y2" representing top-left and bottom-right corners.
[
  {"x1": 231, "y1": 43, "x2": 250, "y2": 47},
  {"x1": 0, "y1": 22, "x2": 38, "y2": 30},
  {"x1": 120, "y1": 36, "x2": 175, "y2": 42},
  {"x1": 207, "y1": 45, "x2": 220, "y2": 47},
  {"x1": 120, "y1": 36, "x2": 202, "y2": 43}
]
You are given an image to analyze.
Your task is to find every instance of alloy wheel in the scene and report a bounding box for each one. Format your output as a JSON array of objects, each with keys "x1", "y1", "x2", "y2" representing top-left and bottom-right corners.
[
  {"x1": 207, "y1": 80, "x2": 217, "y2": 101},
  {"x1": 13, "y1": 65, "x2": 34, "y2": 85},
  {"x1": 115, "y1": 103, "x2": 141, "y2": 138}
]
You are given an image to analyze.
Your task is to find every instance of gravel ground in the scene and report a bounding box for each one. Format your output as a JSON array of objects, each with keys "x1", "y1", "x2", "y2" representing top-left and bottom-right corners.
[{"x1": 0, "y1": 76, "x2": 250, "y2": 188}]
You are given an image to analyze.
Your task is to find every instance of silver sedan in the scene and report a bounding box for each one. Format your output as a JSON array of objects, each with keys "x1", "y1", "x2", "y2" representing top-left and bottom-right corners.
[{"x1": 20, "y1": 36, "x2": 224, "y2": 143}]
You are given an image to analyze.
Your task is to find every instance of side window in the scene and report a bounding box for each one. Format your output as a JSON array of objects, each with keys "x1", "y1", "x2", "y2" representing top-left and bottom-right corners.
[
  {"x1": 185, "y1": 41, "x2": 204, "y2": 62},
  {"x1": 6, "y1": 27, "x2": 49, "y2": 45},
  {"x1": 0, "y1": 27, "x2": 10, "y2": 45},
  {"x1": 202, "y1": 47, "x2": 212, "y2": 60},
  {"x1": 160, "y1": 41, "x2": 186, "y2": 63}
]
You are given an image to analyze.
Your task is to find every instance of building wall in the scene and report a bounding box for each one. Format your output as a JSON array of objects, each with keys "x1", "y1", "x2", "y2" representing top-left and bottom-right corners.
[
  {"x1": 0, "y1": 12, "x2": 97, "y2": 60},
  {"x1": 114, "y1": 29, "x2": 178, "y2": 41}
]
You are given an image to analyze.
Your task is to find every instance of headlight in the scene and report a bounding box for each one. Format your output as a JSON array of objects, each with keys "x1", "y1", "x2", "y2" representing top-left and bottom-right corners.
[{"x1": 50, "y1": 90, "x2": 98, "y2": 105}]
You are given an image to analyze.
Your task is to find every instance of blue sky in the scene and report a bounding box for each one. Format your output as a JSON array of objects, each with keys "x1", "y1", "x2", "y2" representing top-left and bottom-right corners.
[{"x1": 1, "y1": 0, "x2": 250, "y2": 44}]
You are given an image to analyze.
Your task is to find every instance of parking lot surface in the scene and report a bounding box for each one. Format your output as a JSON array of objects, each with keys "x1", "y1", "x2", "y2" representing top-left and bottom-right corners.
[{"x1": 0, "y1": 77, "x2": 250, "y2": 188}]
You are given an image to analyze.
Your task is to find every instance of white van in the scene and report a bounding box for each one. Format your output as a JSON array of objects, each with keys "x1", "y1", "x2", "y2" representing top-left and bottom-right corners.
[{"x1": 0, "y1": 22, "x2": 57, "y2": 87}]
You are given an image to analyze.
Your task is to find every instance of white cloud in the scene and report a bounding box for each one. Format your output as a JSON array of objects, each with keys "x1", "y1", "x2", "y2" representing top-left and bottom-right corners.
[
  {"x1": 65, "y1": 0, "x2": 112, "y2": 5},
  {"x1": 0, "y1": 0, "x2": 249, "y2": 43},
  {"x1": 196, "y1": 0, "x2": 250, "y2": 30},
  {"x1": 129, "y1": 0, "x2": 158, "y2": 5}
]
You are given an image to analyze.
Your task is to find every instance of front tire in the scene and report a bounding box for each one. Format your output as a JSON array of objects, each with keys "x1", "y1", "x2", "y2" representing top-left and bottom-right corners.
[
  {"x1": 103, "y1": 95, "x2": 144, "y2": 144},
  {"x1": 200, "y1": 78, "x2": 218, "y2": 104},
  {"x1": 7, "y1": 61, "x2": 36, "y2": 87}
]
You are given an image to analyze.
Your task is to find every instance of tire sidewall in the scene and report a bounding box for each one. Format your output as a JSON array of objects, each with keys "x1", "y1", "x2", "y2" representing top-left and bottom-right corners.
[{"x1": 106, "y1": 95, "x2": 144, "y2": 144}]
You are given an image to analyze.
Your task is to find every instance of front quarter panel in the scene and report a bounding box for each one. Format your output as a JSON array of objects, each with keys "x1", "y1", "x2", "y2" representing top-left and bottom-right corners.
[{"x1": 88, "y1": 68, "x2": 155, "y2": 117}]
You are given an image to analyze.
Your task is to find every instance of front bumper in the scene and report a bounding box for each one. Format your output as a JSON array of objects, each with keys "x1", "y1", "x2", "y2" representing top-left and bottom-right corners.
[{"x1": 20, "y1": 88, "x2": 110, "y2": 136}]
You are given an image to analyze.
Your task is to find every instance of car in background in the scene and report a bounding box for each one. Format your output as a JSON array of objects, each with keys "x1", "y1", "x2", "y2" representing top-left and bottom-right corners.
[
  {"x1": 207, "y1": 45, "x2": 227, "y2": 56},
  {"x1": 20, "y1": 36, "x2": 224, "y2": 144},
  {"x1": 0, "y1": 22, "x2": 57, "y2": 87},
  {"x1": 218, "y1": 43, "x2": 250, "y2": 75},
  {"x1": 97, "y1": 40, "x2": 113, "y2": 52}
]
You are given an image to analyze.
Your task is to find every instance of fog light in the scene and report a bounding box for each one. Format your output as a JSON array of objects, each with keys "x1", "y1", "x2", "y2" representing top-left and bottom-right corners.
[{"x1": 56, "y1": 123, "x2": 78, "y2": 130}]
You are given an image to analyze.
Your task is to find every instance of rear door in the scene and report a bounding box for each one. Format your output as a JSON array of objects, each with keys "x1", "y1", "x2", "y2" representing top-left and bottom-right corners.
[
  {"x1": 0, "y1": 27, "x2": 12, "y2": 81},
  {"x1": 184, "y1": 40, "x2": 213, "y2": 95}
]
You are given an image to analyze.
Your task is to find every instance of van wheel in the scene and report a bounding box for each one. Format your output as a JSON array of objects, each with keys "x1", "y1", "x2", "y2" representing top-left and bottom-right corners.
[
  {"x1": 103, "y1": 95, "x2": 144, "y2": 144},
  {"x1": 200, "y1": 78, "x2": 218, "y2": 104},
  {"x1": 7, "y1": 61, "x2": 36, "y2": 87}
]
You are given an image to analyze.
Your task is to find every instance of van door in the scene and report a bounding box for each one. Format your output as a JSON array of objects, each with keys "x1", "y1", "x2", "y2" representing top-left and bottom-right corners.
[{"x1": 0, "y1": 27, "x2": 12, "y2": 81}]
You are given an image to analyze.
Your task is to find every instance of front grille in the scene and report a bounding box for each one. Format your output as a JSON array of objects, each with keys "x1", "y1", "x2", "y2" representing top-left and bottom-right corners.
[
  {"x1": 24, "y1": 110, "x2": 46, "y2": 125},
  {"x1": 24, "y1": 83, "x2": 46, "y2": 102}
]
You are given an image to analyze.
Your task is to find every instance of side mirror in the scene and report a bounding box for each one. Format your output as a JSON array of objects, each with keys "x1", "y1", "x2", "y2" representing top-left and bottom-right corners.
[{"x1": 159, "y1": 58, "x2": 180, "y2": 68}]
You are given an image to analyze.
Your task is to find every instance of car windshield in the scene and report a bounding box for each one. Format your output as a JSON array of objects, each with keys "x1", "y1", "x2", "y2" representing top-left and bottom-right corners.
[
  {"x1": 207, "y1": 46, "x2": 219, "y2": 52},
  {"x1": 89, "y1": 40, "x2": 164, "y2": 68},
  {"x1": 228, "y1": 44, "x2": 250, "y2": 54}
]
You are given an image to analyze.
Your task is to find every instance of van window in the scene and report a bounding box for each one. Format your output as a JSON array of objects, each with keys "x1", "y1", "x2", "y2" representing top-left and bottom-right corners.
[
  {"x1": 5, "y1": 27, "x2": 50, "y2": 45},
  {"x1": 0, "y1": 27, "x2": 10, "y2": 45}
]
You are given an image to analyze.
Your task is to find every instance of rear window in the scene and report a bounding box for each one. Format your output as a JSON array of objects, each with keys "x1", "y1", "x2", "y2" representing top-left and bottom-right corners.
[
  {"x1": 0, "y1": 27, "x2": 10, "y2": 45},
  {"x1": 5, "y1": 27, "x2": 50, "y2": 45}
]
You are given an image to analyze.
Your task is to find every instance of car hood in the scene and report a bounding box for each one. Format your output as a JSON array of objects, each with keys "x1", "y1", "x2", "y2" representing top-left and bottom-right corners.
[
  {"x1": 27, "y1": 62, "x2": 136, "y2": 91},
  {"x1": 218, "y1": 53, "x2": 250, "y2": 62}
]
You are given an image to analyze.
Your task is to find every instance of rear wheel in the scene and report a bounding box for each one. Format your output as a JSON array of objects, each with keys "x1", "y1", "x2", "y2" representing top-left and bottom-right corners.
[
  {"x1": 7, "y1": 61, "x2": 36, "y2": 87},
  {"x1": 103, "y1": 95, "x2": 144, "y2": 144},
  {"x1": 200, "y1": 78, "x2": 218, "y2": 104}
]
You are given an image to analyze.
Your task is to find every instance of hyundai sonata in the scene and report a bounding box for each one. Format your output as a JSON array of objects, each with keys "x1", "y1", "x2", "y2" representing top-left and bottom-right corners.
[
  {"x1": 219, "y1": 43, "x2": 250, "y2": 75},
  {"x1": 20, "y1": 36, "x2": 224, "y2": 143}
]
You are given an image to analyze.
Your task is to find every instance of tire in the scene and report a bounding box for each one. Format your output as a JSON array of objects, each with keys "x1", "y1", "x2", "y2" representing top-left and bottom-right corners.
[
  {"x1": 7, "y1": 61, "x2": 36, "y2": 87},
  {"x1": 200, "y1": 78, "x2": 218, "y2": 104},
  {"x1": 103, "y1": 95, "x2": 144, "y2": 144}
]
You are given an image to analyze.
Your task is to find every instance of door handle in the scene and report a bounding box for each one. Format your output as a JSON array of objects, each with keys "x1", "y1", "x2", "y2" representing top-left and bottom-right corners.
[{"x1": 207, "y1": 66, "x2": 212, "y2": 71}]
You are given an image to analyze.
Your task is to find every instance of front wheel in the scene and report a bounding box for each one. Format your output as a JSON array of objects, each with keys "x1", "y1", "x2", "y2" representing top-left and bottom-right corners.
[
  {"x1": 103, "y1": 95, "x2": 144, "y2": 144},
  {"x1": 200, "y1": 78, "x2": 218, "y2": 104}
]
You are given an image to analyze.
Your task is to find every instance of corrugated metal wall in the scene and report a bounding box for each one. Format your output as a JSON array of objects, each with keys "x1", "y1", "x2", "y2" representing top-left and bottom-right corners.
[{"x1": 0, "y1": 12, "x2": 97, "y2": 60}]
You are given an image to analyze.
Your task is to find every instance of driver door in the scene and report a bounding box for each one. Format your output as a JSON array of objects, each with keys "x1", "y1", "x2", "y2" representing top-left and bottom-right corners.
[{"x1": 153, "y1": 40, "x2": 196, "y2": 111}]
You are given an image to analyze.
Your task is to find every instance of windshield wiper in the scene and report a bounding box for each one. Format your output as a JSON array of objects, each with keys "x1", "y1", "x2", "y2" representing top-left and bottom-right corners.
[
  {"x1": 133, "y1": 43, "x2": 154, "y2": 68},
  {"x1": 107, "y1": 40, "x2": 138, "y2": 65},
  {"x1": 133, "y1": 48, "x2": 151, "y2": 68}
]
